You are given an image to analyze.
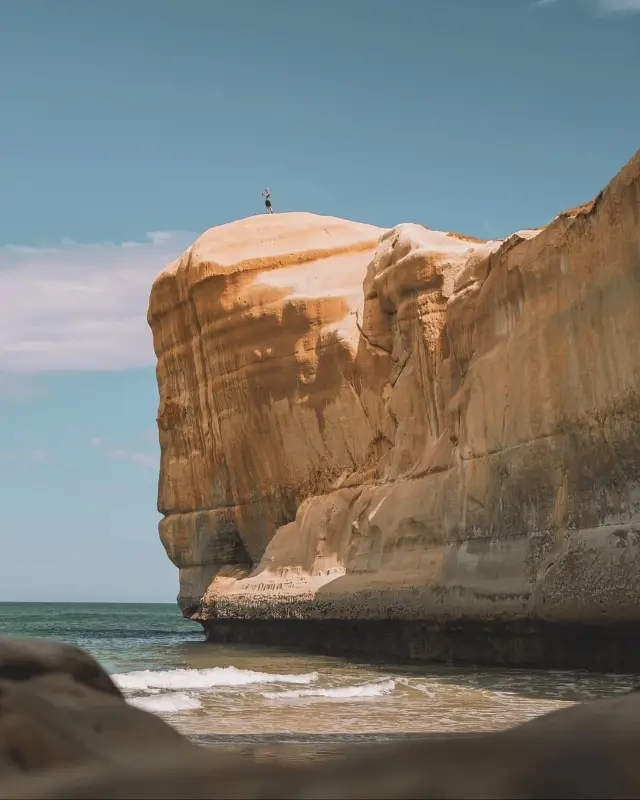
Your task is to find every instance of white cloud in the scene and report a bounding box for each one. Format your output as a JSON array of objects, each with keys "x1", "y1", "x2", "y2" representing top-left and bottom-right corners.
[
  {"x1": 531, "y1": 0, "x2": 640, "y2": 12},
  {"x1": 0, "y1": 231, "x2": 195, "y2": 373}
]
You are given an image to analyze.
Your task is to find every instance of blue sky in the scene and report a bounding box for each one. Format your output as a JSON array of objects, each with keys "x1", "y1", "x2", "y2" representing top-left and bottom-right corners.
[{"x1": 0, "y1": 0, "x2": 638, "y2": 602}]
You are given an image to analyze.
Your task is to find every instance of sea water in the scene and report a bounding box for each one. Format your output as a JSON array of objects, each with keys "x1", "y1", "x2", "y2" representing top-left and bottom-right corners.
[{"x1": 1, "y1": 602, "x2": 637, "y2": 759}]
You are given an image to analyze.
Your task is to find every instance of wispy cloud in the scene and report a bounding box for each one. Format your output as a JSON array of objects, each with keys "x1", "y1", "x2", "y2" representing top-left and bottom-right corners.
[
  {"x1": 89, "y1": 437, "x2": 157, "y2": 469},
  {"x1": 0, "y1": 230, "x2": 195, "y2": 373},
  {"x1": 531, "y1": 0, "x2": 640, "y2": 12}
]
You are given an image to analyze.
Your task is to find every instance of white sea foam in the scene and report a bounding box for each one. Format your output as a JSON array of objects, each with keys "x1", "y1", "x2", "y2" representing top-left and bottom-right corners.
[
  {"x1": 114, "y1": 666, "x2": 319, "y2": 692},
  {"x1": 128, "y1": 692, "x2": 202, "y2": 713},
  {"x1": 261, "y1": 678, "x2": 396, "y2": 701}
]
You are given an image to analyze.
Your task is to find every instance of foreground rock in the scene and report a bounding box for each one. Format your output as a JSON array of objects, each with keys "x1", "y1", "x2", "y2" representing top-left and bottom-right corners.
[
  {"x1": 3, "y1": 637, "x2": 640, "y2": 799},
  {"x1": 148, "y1": 150, "x2": 640, "y2": 670},
  {"x1": 0, "y1": 637, "x2": 190, "y2": 780}
]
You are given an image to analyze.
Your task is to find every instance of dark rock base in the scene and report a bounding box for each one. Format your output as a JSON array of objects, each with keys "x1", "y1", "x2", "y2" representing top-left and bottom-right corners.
[{"x1": 201, "y1": 617, "x2": 640, "y2": 673}]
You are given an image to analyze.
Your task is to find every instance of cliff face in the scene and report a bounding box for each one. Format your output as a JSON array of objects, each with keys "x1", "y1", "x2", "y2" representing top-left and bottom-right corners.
[
  {"x1": 148, "y1": 213, "x2": 384, "y2": 612},
  {"x1": 149, "y1": 151, "x2": 640, "y2": 668}
]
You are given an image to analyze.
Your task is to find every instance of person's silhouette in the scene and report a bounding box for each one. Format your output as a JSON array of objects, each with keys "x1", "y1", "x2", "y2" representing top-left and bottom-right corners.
[{"x1": 262, "y1": 188, "x2": 273, "y2": 213}]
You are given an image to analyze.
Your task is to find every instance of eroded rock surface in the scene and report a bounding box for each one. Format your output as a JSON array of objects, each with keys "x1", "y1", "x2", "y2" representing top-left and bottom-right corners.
[
  {"x1": 148, "y1": 213, "x2": 384, "y2": 613},
  {"x1": 149, "y1": 151, "x2": 640, "y2": 668}
]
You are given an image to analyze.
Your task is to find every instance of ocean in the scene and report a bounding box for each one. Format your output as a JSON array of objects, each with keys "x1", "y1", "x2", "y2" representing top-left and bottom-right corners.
[{"x1": 2, "y1": 602, "x2": 637, "y2": 761}]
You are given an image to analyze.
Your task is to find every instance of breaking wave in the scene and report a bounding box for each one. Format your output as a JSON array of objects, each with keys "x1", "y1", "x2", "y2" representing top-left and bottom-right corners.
[
  {"x1": 114, "y1": 665, "x2": 319, "y2": 692},
  {"x1": 128, "y1": 692, "x2": 202, "y2": 713},
  {"x1": 261, "y1": 678, "x2": 396, "y2": 701}
]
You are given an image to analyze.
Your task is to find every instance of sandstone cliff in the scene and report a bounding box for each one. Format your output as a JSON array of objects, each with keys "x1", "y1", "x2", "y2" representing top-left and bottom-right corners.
[
  {"x1": 148, "y1": 213, "x2": 384, "y2": 611},
  {"x1": 148, "y1": 151, "x2": 640, "y2": 669}
]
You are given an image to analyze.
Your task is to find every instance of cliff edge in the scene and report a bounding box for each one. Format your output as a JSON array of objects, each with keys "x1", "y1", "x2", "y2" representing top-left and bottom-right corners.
[{"x1": 148, "y1": 151, "x2": 640, "y2": 669}]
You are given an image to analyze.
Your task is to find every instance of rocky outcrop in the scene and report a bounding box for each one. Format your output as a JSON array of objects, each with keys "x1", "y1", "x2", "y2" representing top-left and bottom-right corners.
[
  {"x1": 0, "y1": 637, "x2": 190, "y2": 781},
  {"x1": 148, "y1": 150, "x2": 640, "y2": 669},
  {"x1": 4, "y1": 636, "x2": 640, "y2": 798}
]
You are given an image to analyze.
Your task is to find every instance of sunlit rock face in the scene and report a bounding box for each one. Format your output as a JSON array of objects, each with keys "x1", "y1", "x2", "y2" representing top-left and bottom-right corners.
[
  {"x1": 148, "y1": 212, "x2": 384, "y2": 611},
  {"x1": 149, "y1": 151, "x2": 640, "y2": 669}
]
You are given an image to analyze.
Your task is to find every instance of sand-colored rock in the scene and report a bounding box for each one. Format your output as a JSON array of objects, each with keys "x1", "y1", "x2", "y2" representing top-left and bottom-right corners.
[
  {"x1": 148, "y1": 213, "x2": 384, "y2": 612},
  {"x1": 149, "y1": 151, "x2": 640, "y2": 668}
]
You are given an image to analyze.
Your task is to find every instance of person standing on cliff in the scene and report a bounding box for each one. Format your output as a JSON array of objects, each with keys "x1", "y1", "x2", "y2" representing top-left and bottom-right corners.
[{"x1": 262, "y1": 188, "x2": 273, "y2": 213}]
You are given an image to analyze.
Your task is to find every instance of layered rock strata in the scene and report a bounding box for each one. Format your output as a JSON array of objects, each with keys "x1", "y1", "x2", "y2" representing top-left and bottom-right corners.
[{"x1": 148, "y1": 151, "x2": 640, "y2": 669}]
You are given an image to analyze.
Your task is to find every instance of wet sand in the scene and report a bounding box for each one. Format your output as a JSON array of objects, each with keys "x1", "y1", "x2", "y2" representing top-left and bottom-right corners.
[{"x1": 190, "y1": 732, "x2": 481, "y2": 765}]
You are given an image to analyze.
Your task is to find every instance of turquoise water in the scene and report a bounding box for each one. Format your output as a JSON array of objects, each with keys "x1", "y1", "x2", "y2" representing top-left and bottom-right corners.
[
  {"x1": 0, "y1": 601, "x2": 203, "y2": 673},
  {"x1": 2, "y1": 602, "x2": 638, "y2": 742}
]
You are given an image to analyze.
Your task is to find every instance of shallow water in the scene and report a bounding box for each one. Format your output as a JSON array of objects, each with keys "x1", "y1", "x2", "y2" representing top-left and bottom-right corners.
[{"x1": 1, "y1": 601, "x2": 637, "y2": 745}]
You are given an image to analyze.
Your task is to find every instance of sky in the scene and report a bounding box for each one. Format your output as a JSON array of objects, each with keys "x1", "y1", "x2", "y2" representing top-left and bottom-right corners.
[{"x1": 0, "y1": 0, "x2": 638, "y2": 602}]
